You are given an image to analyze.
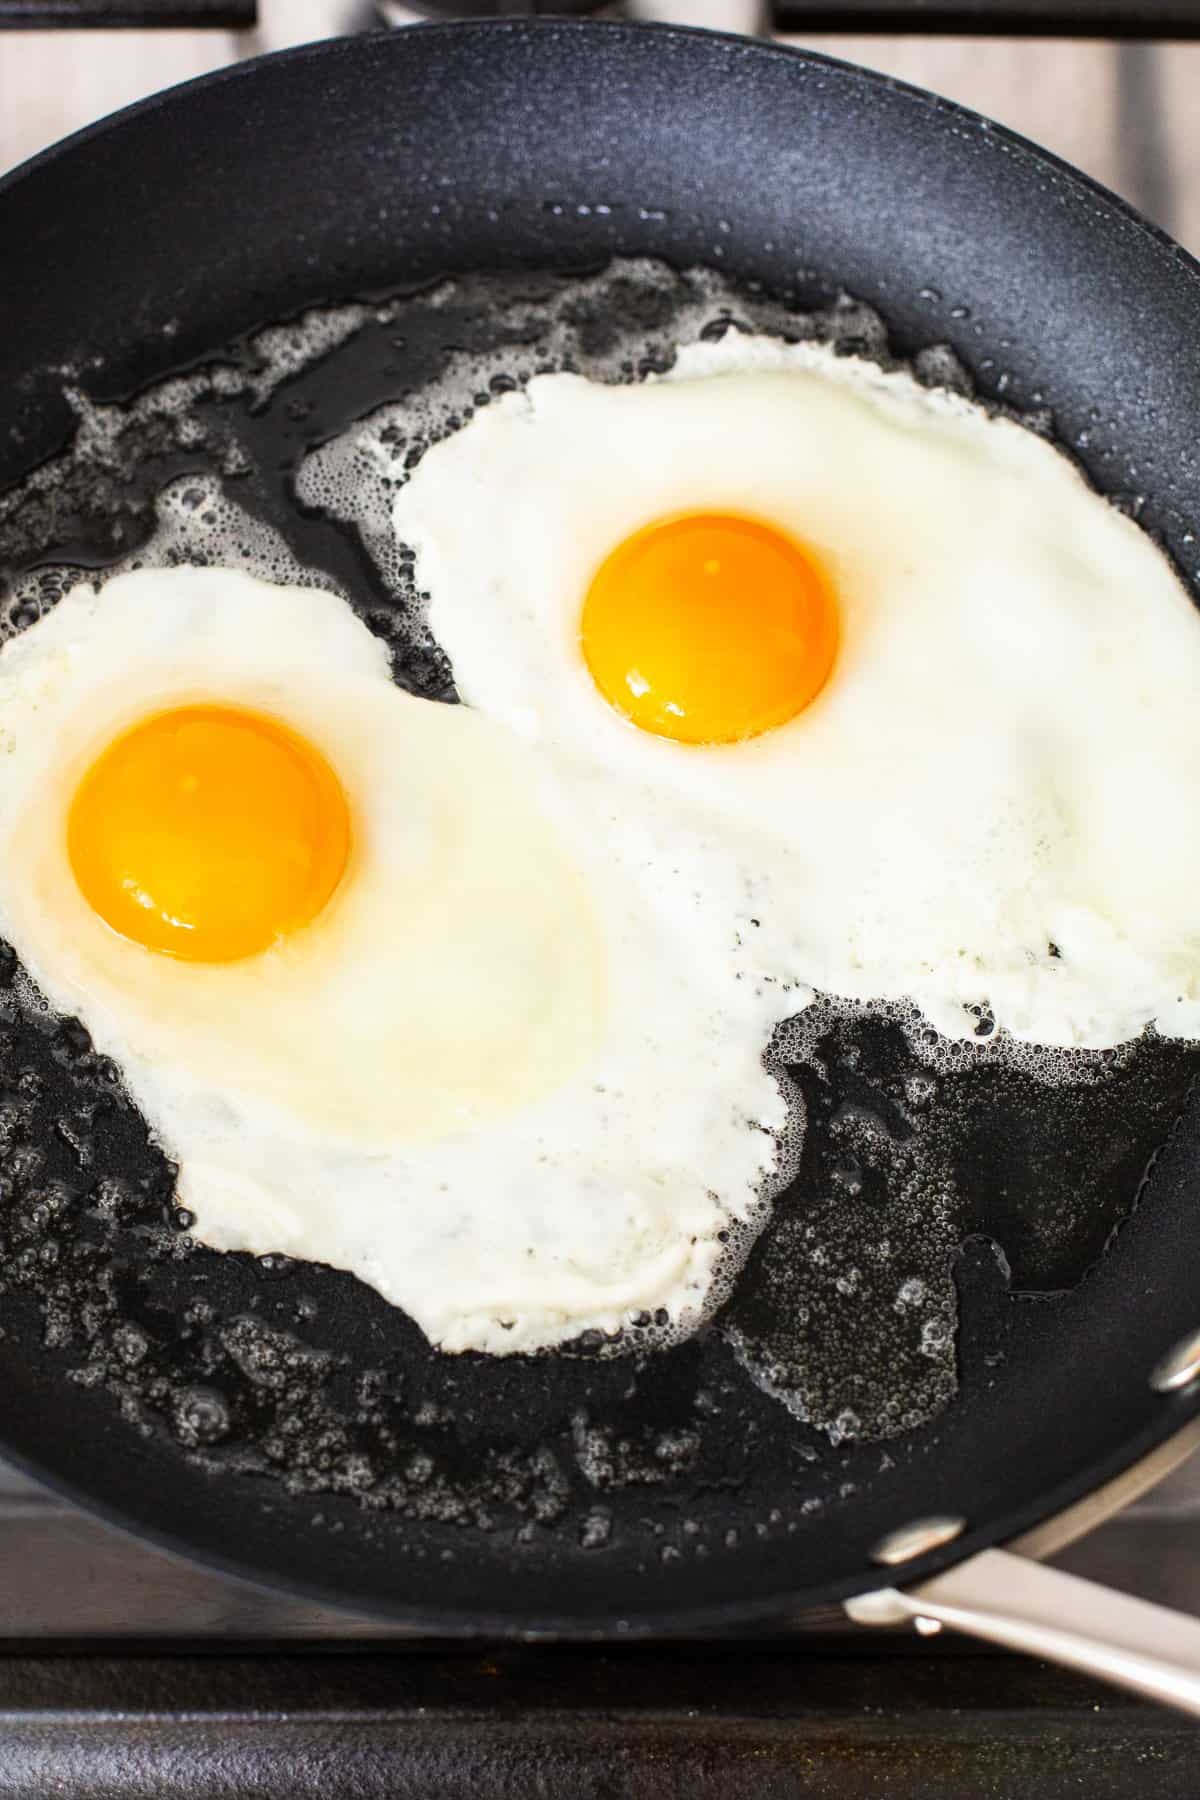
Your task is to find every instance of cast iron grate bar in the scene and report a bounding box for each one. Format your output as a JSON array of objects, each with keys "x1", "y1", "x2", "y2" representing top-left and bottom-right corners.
[
  {"x1": 0, "y1": 0, "x2": 254, "y2": 25},
  {"x1": 772, "y1": 0, "x2": 1200, "y2": 34}
]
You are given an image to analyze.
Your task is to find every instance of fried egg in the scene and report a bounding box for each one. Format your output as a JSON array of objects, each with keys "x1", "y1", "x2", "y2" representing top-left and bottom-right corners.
[
  {"x1": 395, "y1": 332, "x2": 1200, "y2": 1050},
  {"x1": 0, "y1": 566, "x2": 802, "y2": 1352}
]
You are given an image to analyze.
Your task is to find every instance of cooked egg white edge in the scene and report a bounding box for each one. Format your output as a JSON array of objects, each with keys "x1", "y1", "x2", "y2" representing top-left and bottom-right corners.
[
  {"x1": 0, "y1": 568, "x2": 800, "y2": 1353},
  {"x1": 395, "y1": 333, "x2": 1200, "y2": 1051}
]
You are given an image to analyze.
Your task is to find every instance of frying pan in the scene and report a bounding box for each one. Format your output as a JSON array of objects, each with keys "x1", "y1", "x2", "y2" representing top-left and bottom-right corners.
[{"x1": 3, "y1": 17, "x2": 1200, "y2": 1711}]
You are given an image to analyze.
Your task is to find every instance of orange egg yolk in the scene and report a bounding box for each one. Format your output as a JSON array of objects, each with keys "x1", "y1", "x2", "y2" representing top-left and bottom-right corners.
[
  {"x1": 68, "y1": 704, "x2": 351, "y2": 963},
  {"x1": 581, "y1": 511, "x2": 838, "y2": 745}
]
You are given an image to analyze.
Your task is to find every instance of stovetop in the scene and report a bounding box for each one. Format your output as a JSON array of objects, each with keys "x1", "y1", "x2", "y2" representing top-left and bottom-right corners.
[
  {"x1": 0, "y1": 1447, "x2": 1197, "y2": 1799},
  {"x1": 2, "y1": 5, "x2": 1200, "y2": 1790}
]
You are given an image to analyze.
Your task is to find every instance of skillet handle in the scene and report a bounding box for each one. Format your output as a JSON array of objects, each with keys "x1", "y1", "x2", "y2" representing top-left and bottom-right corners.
[{"x1": 845, "y1": 1546, "x2": 1200, "y2": 1717}]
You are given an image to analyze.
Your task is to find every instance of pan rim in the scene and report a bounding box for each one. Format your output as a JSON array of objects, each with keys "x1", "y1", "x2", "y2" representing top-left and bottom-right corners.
[
  {"x1": 2, "y1": 15, "x2": 1199, "y2": 299},
  {"x1": 3, "y1": 15, "x2": 1200, "y2": 1637},
  {"x1": 2, "y1": 1399, "x2": 1199, "y2": 1638}
]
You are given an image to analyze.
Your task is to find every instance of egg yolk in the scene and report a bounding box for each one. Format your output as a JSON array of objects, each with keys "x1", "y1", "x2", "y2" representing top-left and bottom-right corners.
[
  {"x1": 68, "y1": 704, "x2": 351, "y2": 963},
  {"x1": 581, "y1": 511, "x2": 838, "y2": 745}
]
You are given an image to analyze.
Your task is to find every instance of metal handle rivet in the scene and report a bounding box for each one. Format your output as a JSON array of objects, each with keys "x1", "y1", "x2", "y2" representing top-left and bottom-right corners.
[
  {"x1": 871, "y1": 1514, "x2": 967, "y2": 1567},
  {"x1": 1151, "y1": 1327, "x2": 1200, "y2": 1394}
]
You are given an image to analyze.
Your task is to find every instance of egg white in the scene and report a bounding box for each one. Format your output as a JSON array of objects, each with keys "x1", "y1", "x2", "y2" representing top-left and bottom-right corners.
[
  {"x1": 0, "y1": 567, "x2": 800, "y2": 1353},
  {"x1": 395, "y1": 333, "x2": 1200, "y2": 1050}
]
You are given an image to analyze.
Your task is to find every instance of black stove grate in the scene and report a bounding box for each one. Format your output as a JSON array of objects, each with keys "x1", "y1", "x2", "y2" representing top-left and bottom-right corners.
[{"x1": 0, "y1": 1645, "x2": 1196, "y2": 1798}]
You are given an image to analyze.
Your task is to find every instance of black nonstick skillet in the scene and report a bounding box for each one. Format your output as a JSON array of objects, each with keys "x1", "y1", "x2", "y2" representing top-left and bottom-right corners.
[{"x1": 3, "y1": 19, "x2": 1200, "y2": 1708}]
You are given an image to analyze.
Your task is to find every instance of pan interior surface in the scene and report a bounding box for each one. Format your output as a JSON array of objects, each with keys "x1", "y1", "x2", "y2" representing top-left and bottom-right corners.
[{"x1": 1, "y1": 23, "x2": 1200, "y2": 1633}]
